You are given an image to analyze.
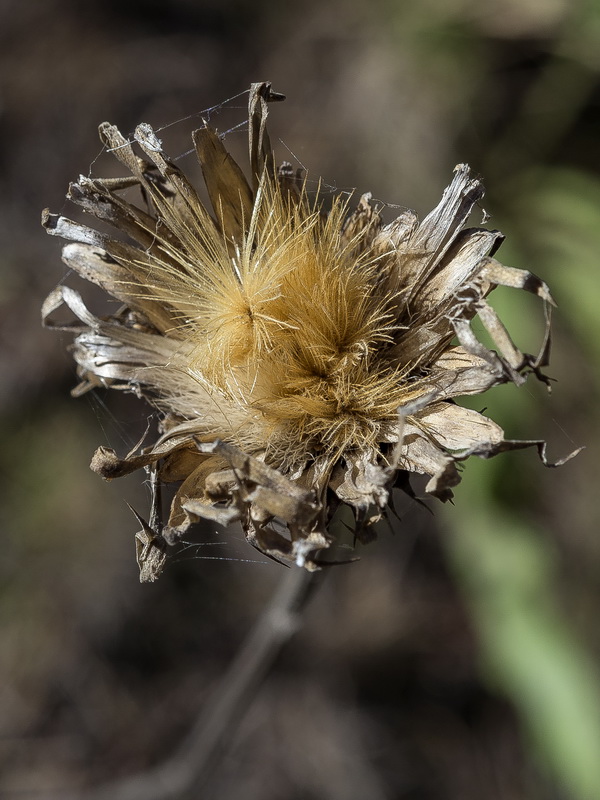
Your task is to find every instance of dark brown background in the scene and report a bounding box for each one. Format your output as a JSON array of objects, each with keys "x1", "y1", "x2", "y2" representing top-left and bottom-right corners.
[{"x1": 1, "y1": 1, "x2": 600, "y2": 798}]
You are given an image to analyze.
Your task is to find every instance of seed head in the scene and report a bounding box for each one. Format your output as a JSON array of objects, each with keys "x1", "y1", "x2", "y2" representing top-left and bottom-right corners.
[{"x1": 43, "y1": 82, "x2": 571, "y2": 579}]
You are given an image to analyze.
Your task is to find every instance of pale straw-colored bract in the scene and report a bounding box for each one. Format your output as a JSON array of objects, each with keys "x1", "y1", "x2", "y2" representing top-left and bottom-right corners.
[{"x1": 43, "y1": 82, "x2": 567, "y2": 579}]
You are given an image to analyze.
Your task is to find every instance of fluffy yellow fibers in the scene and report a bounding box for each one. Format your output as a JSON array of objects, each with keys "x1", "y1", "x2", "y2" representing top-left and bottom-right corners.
[{"x1": 121, "y1": 177, "x2": 427, "y2": 472}]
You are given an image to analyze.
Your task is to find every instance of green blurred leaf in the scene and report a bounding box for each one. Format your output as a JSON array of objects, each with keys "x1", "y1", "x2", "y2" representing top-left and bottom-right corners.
[
  {"x1": 516, "y1": 167, "x2": 600, "y2": 367},
  {"x1": 445, "y1": 491, "x2": 600, "y2": 800}
]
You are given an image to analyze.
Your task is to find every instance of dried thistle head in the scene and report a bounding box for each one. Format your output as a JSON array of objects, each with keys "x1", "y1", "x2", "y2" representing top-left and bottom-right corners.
[{"x1": 42, "y1": 82, "x2": 569, "y2": 580}]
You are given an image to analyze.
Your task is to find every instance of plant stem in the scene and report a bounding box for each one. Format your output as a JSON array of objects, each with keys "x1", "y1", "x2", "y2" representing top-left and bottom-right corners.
[{"x1": 67, "y1": 566, "x2": 321, "y2": 800}]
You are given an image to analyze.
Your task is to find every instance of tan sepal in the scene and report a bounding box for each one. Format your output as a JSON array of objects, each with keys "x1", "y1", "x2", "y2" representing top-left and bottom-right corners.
[
  {"x1": 91, "y1": 447, "x2": 160, "y2": 479},
  {"x1": 134, "y1": 124, "x2": 196, "y2": 194},
  {"x1": 476, "y1": 299, "x2": 524, "y2": 372},
  {"x1": 68, "y1": 176, "x2": 166, "y2": 251},
  {"x1": 428, "y1": 346, "x2": 502, "y2": 398},
  {"x1": 42, "y1": 211, "x2": 179, "y2": 331},
  {"x1": 60, "y1": 242, "x2": 173, "y2": 332},
  {"x1": 90, "y1": 433, "x2": 196, "y2": 480},
  {"x1": 481, "y1": 258, "x2": 556, "y2": 305},
  {"x1": 398, "y1": 402, "x2": 505, "y2": 500},
  {"x1": 188, "y1": 440, "x2": 328, "y2": 567},
  {"x1": 330, "y1": 452, "x2": 389, "y2": 515},
  {"x1": 42, "y1": 285, "x2": 188, "y2": 395},
  {"x1": 99, "y1": 122, "x2": 150, "y2": 181},
  {"x1": 414, "y1": 164, "x2": 484, "y2": 257},
  {"x1": 454, "y1": 438, "x2": 584, "y2": 466},
  {"x1": 193, "y1": 126, "x2": 253, "y2": 242},
  {"x1": 166, "y1": 455, "x2": 230, "y2": 533},
  {"x1": 406, "y1": 402, "x2": 504, "y2": 452},
  {"x1": 394, "y1": 164, "x2": 485, "y2": 298},
  {"x1": 127, "y1": 504, "x2": 167, "y2": 584},
  {"x1": 403, "y1": 428, "x2": 583, "y2": 502},
  {"x1": 389, "y1": 322, "x2": 452, "y2": 370},
  {"x1": 340, "y1": 193, "x2": 383, "y2": 254},
  {"x1": 180, "y1": 499, "x2": 240, "y2": 527},
  {"x1": 418, "y1": 228, "x2": 502, "y2": 308},
  {"x1": 42, "y1": 285, "x2": 97, "y2": 332},
  {"x1": 159, "y1": 448, "x2": 206, "y2": 483},
  {"x1": 400, "y1": 435, "x2": 459, "y2": 501},
  {"x1": 133, "y1": 123, "x2": 216, "y2": 234},
  {"x1": 248, "y1": 82, "x2": 285, "y2": 191},
  {"x1": 479, "y1": 259, "x2": 555, "y2": 378},
  {"x1": 197, "y1": 440, "x2": 320, "y2": 528},
  {"x1": 245, "y1": 520, "x2": 327, "y2": 571},
  {"x1": 452, "y1": 317, "x2": 524, "y2": 385}
]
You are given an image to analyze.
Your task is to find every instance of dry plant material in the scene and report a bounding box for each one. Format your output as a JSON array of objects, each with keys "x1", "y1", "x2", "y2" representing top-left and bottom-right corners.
[{"x1": 42, "y1": 83, "x2": 571, "y2": 580}]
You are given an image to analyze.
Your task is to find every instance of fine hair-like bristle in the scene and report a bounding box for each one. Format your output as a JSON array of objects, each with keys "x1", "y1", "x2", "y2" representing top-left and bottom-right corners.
[{"x1": 126, "y1": 176, "x2": 423, "y2": 471}]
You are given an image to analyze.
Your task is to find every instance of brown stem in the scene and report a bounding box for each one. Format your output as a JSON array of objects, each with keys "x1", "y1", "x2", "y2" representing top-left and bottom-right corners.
[{"x1": 63, "y1": 566, "x2": 321, "y2": 800}]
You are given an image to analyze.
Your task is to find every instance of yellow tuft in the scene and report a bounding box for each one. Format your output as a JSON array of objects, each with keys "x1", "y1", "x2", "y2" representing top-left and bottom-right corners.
[{"x1": 119, "y1": 175, "x2": 424, "y2": 471}]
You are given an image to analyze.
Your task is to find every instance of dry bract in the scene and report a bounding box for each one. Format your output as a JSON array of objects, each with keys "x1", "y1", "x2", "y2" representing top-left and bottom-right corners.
[{"x1": 42, "y1": 83, "x2": 571, "y2": 580}]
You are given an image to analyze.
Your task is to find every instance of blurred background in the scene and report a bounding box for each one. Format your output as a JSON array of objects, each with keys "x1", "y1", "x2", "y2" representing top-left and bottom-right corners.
[{"x1": 1, "y1": 0, "x2": 600, "y2": 797}]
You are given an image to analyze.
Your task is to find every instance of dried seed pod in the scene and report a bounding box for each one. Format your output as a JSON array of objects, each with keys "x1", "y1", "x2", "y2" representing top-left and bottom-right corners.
[{"x1": 42, "y1": 82, "x2": 577, "y2": 579}]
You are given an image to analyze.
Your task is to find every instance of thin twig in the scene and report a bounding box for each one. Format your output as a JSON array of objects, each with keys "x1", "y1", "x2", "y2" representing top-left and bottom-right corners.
[{"x1": 60, "y1": 566, "x2": 322, "y2": 800}]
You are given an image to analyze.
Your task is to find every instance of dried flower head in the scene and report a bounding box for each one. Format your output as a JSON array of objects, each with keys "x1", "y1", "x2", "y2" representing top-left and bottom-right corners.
[{"x1": 43, "y1": 83, "x2": 569, "y2": 580}]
